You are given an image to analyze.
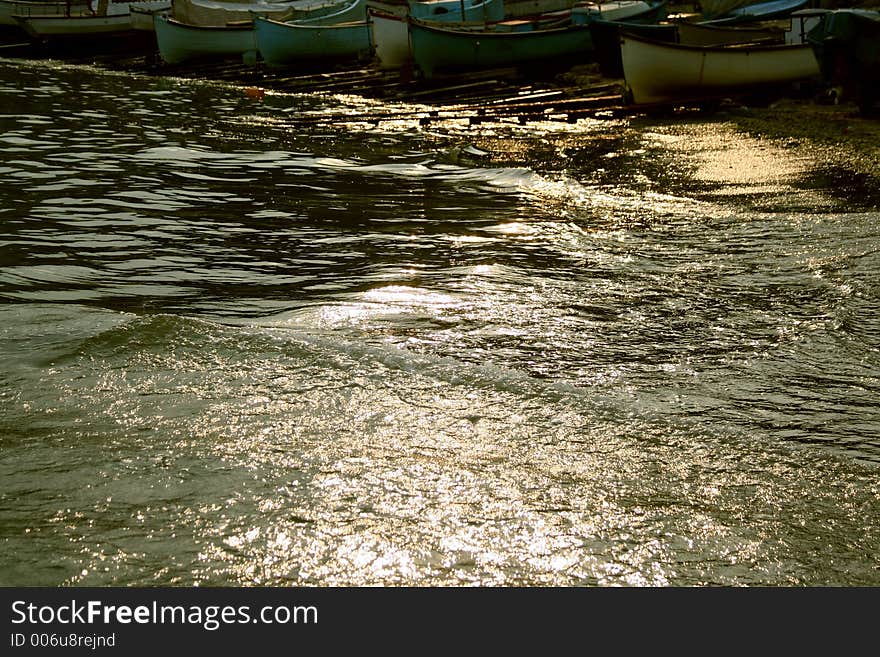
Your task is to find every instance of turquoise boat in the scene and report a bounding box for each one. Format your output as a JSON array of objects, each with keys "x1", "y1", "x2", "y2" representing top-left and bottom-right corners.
[
  {"x1": 369, "y1": 0, "x2": 505, "y2": 70},
  {"x1": 806, "y1": 9, "x2": 880, "y2": 114},
  {"x1": 254, "y1": 0, "x2": 369, "y2": 66},
  {"x1": 409, "y1": 0, "x2": 667, "y2": 80},
  {"x1": 154, "y1": 0, "x2": 361, "y2": 65}
]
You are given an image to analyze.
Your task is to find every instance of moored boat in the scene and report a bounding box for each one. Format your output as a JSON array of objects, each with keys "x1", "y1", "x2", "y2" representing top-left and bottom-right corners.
[
  {"x1": 408, "y1": 0, "x2": 666, "y2": 79},
  {"x1": 698, "y1": 0, "x2": 808, "y2": 26},
  {"x1": 154, "y1": 0, "x2": 355, "y2": 64},
  {"x1": 13, "y1": 0, "x2": 168, "y2": 38},
  {"x1": 254, "y1": 17, "x2": 372, "y2": 66},
  {"x1": 806, "y1": 8, "x2": 880, "y2": 114},
  {"x1": 620, "y1": 32, "x2": 821, "y2": 105},
  {"x1": 408, "y1": 15, "x2": 590, "y2": 79},
  {"x1": 368, "y1": 0, "x2": 504, "y2": 70},
  {"x1": 589, "y1": 18, "x2": 785, "y2": 78},
  {"x1": 0, "y1": 0, "x2": 90, "y2": 27},
  {"x1": 154, "y1": 12, "x2": 257, "y2": 63},
  {"x1": 254, "y1": 0, "x2": 371, "y2": 66},
  {"x1": 129, "y1": 1, "x2": 170, "y2": 30}
]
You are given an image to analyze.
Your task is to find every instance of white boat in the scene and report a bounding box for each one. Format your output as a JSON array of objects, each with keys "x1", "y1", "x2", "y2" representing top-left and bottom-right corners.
[
  {"x1": 620, "y1": 32, "x2": 821, "y2": 105},
  {"x1": 13, "y1": 0, "x2": 168, "y2": 37},
  {"x1": 154, "y1": 12, "x2": 258, "y2": 63},
  {"x1": 170, "y1": 0, "x2": 341, "y2": 26},
  {"x1": 0, "y1": 0, "x2": 90, "y2": 26}
]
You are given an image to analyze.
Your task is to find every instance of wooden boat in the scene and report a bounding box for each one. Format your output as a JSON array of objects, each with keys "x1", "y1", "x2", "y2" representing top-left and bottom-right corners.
[
  {"x1": 620, "y1": 32, "x2": 820, "y2": 105},
  {"x1": 154, "y1": 0, "x2": 355, "y2": 64},
  {"x1": 697, "y1": 0, "x2": 753, "y2": 20},
  {"x1": 254, "y1": 18, "x2": 371, "y2": 66},
  {"x1": 698, "y1": 0, "x2": 808, "y2": 26},
  {"x1": 806, "y1": 8, "x2": 880, "y2": 114},
  {"x1": 170, "y1": 0, "x2": 340, "y2": 26},
  {"x1": 13, "y1": 0, "x2": 168, "y2": 38},
  {"x1": 409, "y1": 16, "x2": 589, "y2": 79},
  {"x1": 570, "y1": 0, "x2": 667, "y2": 25},
  {"x1": 254, "y1": 0, "x2": 371, "y2": 66},
  {"x1": 154, "y1": 12, "x2": 258, "y2": 63},
  {"x1": 675, "y1": 22, "x2": 784, "y2": 46},
  {"x1": 0, "y1": 0, "x2": 90, "y2": 27},
  {"x1": 589, "y1": 19, "x2": 785, "y2": 78},
  {"x1": 409, "y1": 0, "x2": 667, "y2": 79},
  {"x1": 368, "y1": 0, "x2": 505, "y2": 70},
  {"x1": 129, "y1": 2, "x2": 170, "y2": 30}
]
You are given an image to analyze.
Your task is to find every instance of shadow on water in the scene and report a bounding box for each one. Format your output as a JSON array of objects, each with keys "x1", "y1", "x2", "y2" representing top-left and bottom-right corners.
[{"x1": 796, "y1": 165, "x2": 880, "y2": 210}]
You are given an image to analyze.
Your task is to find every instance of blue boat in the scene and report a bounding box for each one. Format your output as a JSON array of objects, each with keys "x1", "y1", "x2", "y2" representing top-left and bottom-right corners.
[{"x1": 699, "y1": 0, "x2": 809, "y2": 25}]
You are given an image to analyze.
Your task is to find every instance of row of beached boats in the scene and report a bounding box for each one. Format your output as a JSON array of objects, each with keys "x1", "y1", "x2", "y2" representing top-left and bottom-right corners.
[{"x1": 2, "y1": 0, "x2": 878, "y2": 113}]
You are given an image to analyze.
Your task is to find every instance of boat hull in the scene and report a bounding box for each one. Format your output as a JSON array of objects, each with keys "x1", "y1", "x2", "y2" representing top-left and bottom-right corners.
[
  {"x1": 13, "y1": 0, "x2": 167, "y2": 36},
  {"x1": 367, "y1": 0, "x2": 504, "y2": 70},
  {"x1": 806, "y1": 9, "x2": 880, "y2": 113},
  {"x1": 154, "y1": 14, "x2": 256, "y2": 64},
  {"x1": 0, "y1": 0, "x2": 90, "y2": 27},
  {"x1": 409, "y1": 18, "x2": 595, "y2": 79},
  {"x1": 368, "y1": 8, "x2": 409, "y2": 69},
  {"x1": 254, "y1": 16, "x2": 372, "y2": 66},
  {"x1": 621, "y1": 35, "x2": 821, "y2": 105},
  {"x1": 699, "y1": 0, "x2": 808, "y2": 25}
]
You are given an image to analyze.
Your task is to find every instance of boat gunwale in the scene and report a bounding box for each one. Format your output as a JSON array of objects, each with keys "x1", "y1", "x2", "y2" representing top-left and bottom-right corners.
[{"x1": 620, "y1": 31, "x2": 817, "y2": 54}]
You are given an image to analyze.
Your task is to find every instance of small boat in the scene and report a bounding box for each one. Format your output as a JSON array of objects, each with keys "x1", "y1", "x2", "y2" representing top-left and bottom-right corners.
[
  {"x1": 676, "y1": 22, "x2": 785, "y2": 46},
  {"x1": 588, "y1": 20, "x2": 676, "y2": 77},
  {"x1": 570, "y1": 0, "x2": 667, "y2": 25},
  {"x1": 696, "y1": 0, "x2": 754, "y2": 20},
  {"x1": 254, "y1": 18, "x2": 372, "y2": 66},
  {"x1": 699, "y1": 0, "x2": 809, "y2": 25},
  {"x1": 620, "y1": 32, "x2": 820, "y2": 105},
  {"x1": 806, "y1": 8, "x2": 880, "y2": 114},
  {"x1": 154, "y1": 13, "x2": 258, "y2": 63},
  {"x1": 409, "y1": 0, "x2": 667, "y2": 79},
  {"x1": 129, "y1": 1, "x2": 170, "y2": 31},
  {"x1": 368, "y1": 0, "x2": 505, "y2": 70},
  {"x1": 409, "y1": 16, "x2": 590, "y2": 79},
  {"x1": 154, "y1": 0, "x2": 355, "y2": 64},
  {"x1": 171, "y1": 0, "x2": 340, "y2": 26},
  {"x1": 0, "y1": 0, "x2": 90, "y2": 27},
  {"x1": 13, "y1": 0, "x2": 168, "y2": 38},
  {"x1": 589, "y1": 19, "x2": 785, "y2": 78},
  {"x1": 254, "y1": 0, "x2": 370, "y2": 66}
]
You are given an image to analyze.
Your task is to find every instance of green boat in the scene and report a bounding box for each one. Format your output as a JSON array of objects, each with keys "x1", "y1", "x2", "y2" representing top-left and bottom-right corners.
[
  {"x1": 254, "y1": 0, "x2": 371, "y2": 68},
  {"x1": 409, "y1": 0, "x2": 667, "y2": 80}
]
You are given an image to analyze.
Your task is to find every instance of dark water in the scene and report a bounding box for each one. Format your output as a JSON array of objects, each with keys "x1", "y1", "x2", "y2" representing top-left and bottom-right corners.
[{"x1": 1, "y1": 58, "x2": 878, "y2": 586}]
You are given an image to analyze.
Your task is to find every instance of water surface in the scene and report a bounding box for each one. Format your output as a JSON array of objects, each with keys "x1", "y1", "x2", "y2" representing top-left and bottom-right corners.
[{"x1": 1, "y1": 59, "x2": 878, "y2": 586}]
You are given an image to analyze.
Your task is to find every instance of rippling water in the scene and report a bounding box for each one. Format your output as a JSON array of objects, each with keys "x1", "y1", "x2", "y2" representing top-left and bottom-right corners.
[{"x1": 1, "y1": 58, "x2": 878, "y2": 586}]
